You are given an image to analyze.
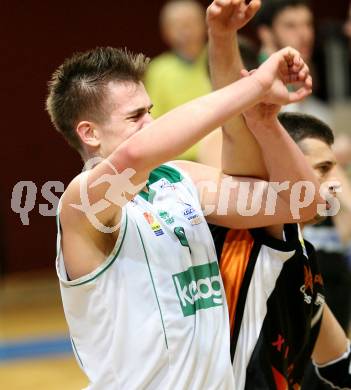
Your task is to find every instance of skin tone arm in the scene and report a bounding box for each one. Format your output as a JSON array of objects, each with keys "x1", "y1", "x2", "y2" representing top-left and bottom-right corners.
[
  {"x1": 177, "y1": 93, "x2": 323, "y2": 230},
  {"x1": 206, "y1": 0, "x2": 268, "y2": 178},
  {"x1": 312, "y1": 304, "x2": 349, "y2": 365}
]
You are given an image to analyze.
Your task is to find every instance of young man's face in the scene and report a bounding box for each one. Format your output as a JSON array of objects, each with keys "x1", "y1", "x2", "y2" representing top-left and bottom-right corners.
[
  {"x1": 299, "y1": 137, "x2": 337, "y2": 224},
  {"x1": 97, "y1": 81, "x2": 153, "y2": 158},
  {"x1": 271, "y1": 5, "x2": 314, "y2": 61}
]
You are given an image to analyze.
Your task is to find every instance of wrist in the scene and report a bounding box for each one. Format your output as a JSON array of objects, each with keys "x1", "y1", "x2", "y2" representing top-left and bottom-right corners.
[
  {"x1": 208, "y1": 27, "x2": 236, "y2": 41},
  {"x1": 245, "y1": 113, "x2": 280, "y2": 131},
  {"x1": 251, "y1": 71, "x2": 273, "y2": 92},
  {"x1": 247, "y1": 72, "x2": 271, "y2": 97}
]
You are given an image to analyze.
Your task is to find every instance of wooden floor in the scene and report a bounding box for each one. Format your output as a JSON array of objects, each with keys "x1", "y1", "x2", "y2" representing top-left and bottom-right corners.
[
  {"x1": 0, "y1": 356, "x2": 88, "y2": 390},
  {"x1": 0, "y1": 271, "x2": 88, "y2": 390}
]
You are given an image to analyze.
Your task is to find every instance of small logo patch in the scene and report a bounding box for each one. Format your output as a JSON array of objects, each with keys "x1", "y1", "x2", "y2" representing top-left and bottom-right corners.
[
  {"x1": 159, "y1": 179, "x2": 175, "y2": 190},
  {"x1": 183, "y1": 203, "x2": 202, "y2": 225},
  {"x1": 172, "y1": 262, "x2": 223, "y2": 317},
  {"x1": 143, "y1": 212, "x2": 164, "y2": 236},
  {"x1": 158, "y1": 210, "x2": 175, "y2": 225}
]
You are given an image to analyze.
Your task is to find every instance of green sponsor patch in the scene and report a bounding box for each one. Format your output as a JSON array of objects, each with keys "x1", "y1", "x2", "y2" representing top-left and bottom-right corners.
[{"x1": 172, "y1": 262, "x2": 223, "y2": 317}]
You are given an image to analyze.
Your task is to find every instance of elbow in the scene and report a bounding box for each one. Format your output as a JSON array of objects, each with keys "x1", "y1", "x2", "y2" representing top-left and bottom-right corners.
[
  {"x1": 290, "y1": 195, "x2": 325, "y2": 224},
  {"x1": 288, "y1": 181, "x2": 325, "y2": 223},
  {"x1": 114, "y1": 142, "x2": 145, "y2": 173},
  {"x1": 297, "y1": 205, "x2": 319, "y2": 224}
]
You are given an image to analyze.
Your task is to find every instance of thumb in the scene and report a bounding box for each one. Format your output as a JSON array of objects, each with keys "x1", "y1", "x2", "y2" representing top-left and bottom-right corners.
[
  {"x1": 287, "y1": 87, "x2": 312, "y2": 103},
  {"x1": 240, "y1": 69, "x2": 250, "y2": 78}
]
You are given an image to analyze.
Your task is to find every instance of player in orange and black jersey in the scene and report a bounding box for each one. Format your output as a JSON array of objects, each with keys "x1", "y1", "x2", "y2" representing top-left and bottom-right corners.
[{"x1": 211, "y1": 223, "x2": 325, "y2": 389}]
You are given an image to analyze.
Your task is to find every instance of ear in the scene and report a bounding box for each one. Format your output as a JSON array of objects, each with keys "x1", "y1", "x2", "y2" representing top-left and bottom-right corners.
[
  {"x1": 257, "y1": 25, "x2": 277, "y2": 55},
  {"x1": 76, "y1": 121, "x2": 100, "y2": 148}
]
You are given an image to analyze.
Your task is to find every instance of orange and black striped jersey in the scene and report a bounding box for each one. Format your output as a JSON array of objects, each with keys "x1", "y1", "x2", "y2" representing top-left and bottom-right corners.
[{"x1": 210, "y1": 224, "x2": 325, "y2": 390}]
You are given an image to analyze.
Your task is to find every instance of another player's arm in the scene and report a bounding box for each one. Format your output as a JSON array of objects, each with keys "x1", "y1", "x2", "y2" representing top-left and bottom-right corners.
[
  {"x1": 311, "y1": 304, "x2": 351, "y2": 388},
  {"x1": 207, "y1": 0, "x2": 267, "y2": 178},
  {"x1": 175, "y1": 156, "x2": 321, "y2": 229}
]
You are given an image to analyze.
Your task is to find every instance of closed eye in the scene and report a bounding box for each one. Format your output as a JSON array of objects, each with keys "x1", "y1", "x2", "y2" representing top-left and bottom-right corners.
[{"x1": 127, "y1": 105, "x2": 153, "y2": 121}]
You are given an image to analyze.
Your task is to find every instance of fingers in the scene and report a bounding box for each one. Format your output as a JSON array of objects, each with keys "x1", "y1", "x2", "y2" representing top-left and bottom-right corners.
[
  {"x1": 287, "y1": 85, "x2": 313, "y2": 103},
  {"x1": 246, "y1": 0, "x2": 261, "y2": 21},
  {"x1": 207, "y1": 0, "x2": 235, "y2": 25},
  {"x1": 207, "y1": 0, "x2": 259, "y2": 24},
  {"x1": 207, "y1": 3, "x2": 222, "y2": 18},
  {"x1": 278, "y1": 47, "x2": 311, "y2": 86}
]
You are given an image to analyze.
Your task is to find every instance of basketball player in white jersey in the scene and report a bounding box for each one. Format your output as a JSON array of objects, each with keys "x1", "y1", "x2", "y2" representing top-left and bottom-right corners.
[{"x1": 46, "y1": 31, "x2": 319, "y2": 389}]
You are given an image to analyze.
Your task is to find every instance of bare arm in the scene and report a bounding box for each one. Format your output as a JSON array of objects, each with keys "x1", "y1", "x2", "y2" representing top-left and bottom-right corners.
[
  {"x1": 207, "y1": 0, "x2": 267, "y2": 177},
  {"x1": 312, "y1": 305, "x2": 349, "y2": 365},
  {"x1": 178, "y1": 100, "x2": 323, "y2": 229}
]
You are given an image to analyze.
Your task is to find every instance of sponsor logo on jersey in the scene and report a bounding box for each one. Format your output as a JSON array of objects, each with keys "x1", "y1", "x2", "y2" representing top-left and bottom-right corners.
[
  {"x1": 172, "y1": 261, "x2": 223, "y2": 316},
  {"x1": 300, "y1": 285, "x2": 312, "y2": 304},
  {"x1": 183, "y1": 203, "x2": 202, "y2": 225},
  {"x1": 159, "y1": 179, "x2": 175, "y2": 190},
  {"x1": 143, "y1": 212, "x2": 164, "y2": 236},
  {"x1": 158, "y1": 210, "x2": 175, "y2": 225}
]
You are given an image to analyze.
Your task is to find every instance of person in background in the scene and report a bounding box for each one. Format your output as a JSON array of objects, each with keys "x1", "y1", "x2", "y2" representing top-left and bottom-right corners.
[
  {"x1": 255, "y1": 0, "x2": 333, "y2": 125},
  {"x1": 144, "y1": 0, "x2": 211, "y2": 161}
]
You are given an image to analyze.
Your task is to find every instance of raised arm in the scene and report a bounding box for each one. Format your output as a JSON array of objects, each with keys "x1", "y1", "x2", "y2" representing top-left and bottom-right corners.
[
  {"x1": 178, "y1": 101, "x2": 324, "y2": 229},
  {"x1": 206, "y1": 0, "x2": 268, "y2": 177}
]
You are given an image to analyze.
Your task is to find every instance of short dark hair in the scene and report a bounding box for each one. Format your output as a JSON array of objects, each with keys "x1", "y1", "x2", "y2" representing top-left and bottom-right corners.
[
  {"x1": 46, "y1": 47, "x2": 149, "y2": 152},
  {"x1": 278, "y1": 112, "x2": 334, "y2": 145},
  {"x1": 255, "y1": 0, "x2": 310, "y2": 27}
]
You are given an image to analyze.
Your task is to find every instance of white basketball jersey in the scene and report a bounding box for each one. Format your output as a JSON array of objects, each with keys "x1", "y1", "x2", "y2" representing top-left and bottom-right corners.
[{"x1": 56, "y1": 164, "x2": 234, "y2": 389}]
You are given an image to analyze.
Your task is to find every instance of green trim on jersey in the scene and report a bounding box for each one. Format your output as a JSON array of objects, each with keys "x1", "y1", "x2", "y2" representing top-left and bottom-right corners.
[
  {"x1": 69, "y1": 214, "x2": 129, "y2": 287},
  {"x1": 148, "y1": 164, "x2": 183, "y2": 185},
  {"x1": 139, "y1": 164, "x2": 183, "y2": 202},
  {"x1": 136, "y1": 225, "x2": 169, "y2": 350},
  {"x1": 71, "y1": 337, "x2": 84, "y2": 368}
]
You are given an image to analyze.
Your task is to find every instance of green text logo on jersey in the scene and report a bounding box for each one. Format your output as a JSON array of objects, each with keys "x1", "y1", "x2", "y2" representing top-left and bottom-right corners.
[{"x1": 172, "y1": 262, "x2": 223, "y2": 317}]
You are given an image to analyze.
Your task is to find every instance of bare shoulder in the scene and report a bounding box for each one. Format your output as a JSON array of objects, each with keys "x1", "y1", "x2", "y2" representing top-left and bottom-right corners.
[{"x1": 58, "y1": 172, "x2": 121, "y2": 280}]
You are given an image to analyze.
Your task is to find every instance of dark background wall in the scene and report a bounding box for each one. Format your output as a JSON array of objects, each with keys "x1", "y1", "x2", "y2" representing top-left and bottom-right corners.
[{"x1": 1, "y1": 0, "x2": 349, "y2": 274}]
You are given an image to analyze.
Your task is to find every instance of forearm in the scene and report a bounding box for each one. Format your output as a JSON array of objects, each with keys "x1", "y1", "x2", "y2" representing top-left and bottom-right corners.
[
  {"x1": 313, "y1": 305, "x2": 348, "y2": 365},
  {"x1": 208, "y1": 30, "x2": 267, "y2": 178},
  {"x1": 312, "y1": 305, "x2": 351, "y2": 389},
  {"x1": 246, "y1": 115, "x2": 323, "y2": 219},
  {"x1": 208, "y1": 30, "x2": 243, "y2": 90},
  {"x1": 113, "y1": 75, "x2": 266, "y2": 174}
]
